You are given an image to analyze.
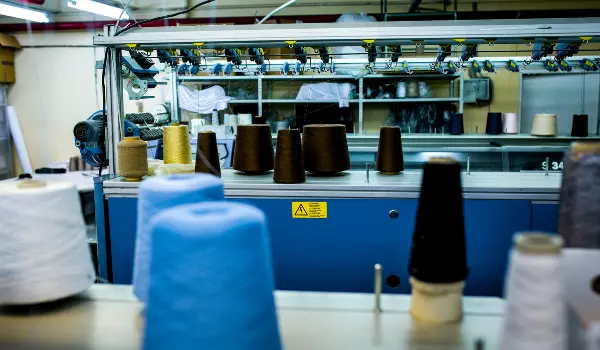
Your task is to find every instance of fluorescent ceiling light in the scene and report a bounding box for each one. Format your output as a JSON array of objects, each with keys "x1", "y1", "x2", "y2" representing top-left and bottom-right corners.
[
  {"x1": 0, "y1": 3, "x2": 50, "y2": 23},
  {"x1": 67, "y1": 0, "x2": 129, "y2": 20}
]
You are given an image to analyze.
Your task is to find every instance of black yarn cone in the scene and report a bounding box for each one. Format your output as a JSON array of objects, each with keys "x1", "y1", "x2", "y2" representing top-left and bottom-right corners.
[
  {"x1": 449, "y1": 113, "x2": 464, "y2": 135},
  {"x1": 409, "y1": 159, "x2": 468, "y2": 284},
  {"x1": 195, "y1": 131, "x2": 221, "y2": 177},
  {"x1": 486, "y1": 112, "x2": 503, "y2": 135},
  {"x1": 571, "y1": 114, "x2": 589, "y2": 137}
]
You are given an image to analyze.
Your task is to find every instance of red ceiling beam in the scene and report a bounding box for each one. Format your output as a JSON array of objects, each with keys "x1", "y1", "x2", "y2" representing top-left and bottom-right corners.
[
  {"x1": 0, "y1": 15, "x2": 341, "y2": 33},
  {"x1": 16, "y1": 0, "x2": 45, "y2": 4}
]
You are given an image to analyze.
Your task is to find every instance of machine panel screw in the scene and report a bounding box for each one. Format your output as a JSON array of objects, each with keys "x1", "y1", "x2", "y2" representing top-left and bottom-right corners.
[{"x1": 389, "y1": 210, "x2": 399, "y2": 219}]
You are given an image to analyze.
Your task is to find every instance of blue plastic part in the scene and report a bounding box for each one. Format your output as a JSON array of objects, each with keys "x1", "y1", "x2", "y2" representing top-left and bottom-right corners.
[
  {"x1": 507, "y1": 59, "x2": 520, "y2": 72},
  {"x1": 122, "y1": 56, "x2": 159, "y2": 75},
  {"x1": 583, "y1": 59, "x2": 599, "y2": 71},
  {"x1": 472, "y1": 60, "x2": 482, "y2": 73},
  {"x1": 554, "y1": 43, "x2": 579, "y2": 61},
  {"x1": 157, "y1": 49, "x2": 178, "y2": 66},
  {"x1": 123, "y1": 119, "x2": 140, "y2": 138},
  {"x1": 212, "y1": 63, "x2": 223, "y2": 75},
  {"x1": 176, "y1": 64, "x2": 190, "y2": 75},
  {"x1": 280, "y1": 62, "x2": 289, "y2": 75},
  {"x1": 558, "y1": 60, "x2": 573, "y2": 72},
  {"x1": 293, "y1": 61, "x2": 302, "y2": 75},
  {"x1": 447, "y1": 61, "x2": 459, "y2": 73},
  {"x1": 544, "y1": 59, "x2": 559, "y2": 72},
  {"x1": 483, "y1": 60, "x2": 495, "y2": 73},
  {"x1": 224, "y1": 62, "x2": 234, "y2": 75}
]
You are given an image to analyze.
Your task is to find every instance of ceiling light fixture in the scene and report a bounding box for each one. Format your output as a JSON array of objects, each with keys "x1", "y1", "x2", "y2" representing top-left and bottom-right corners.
[
  {"x1": 67, "y1": 0, "x2": 129, "y2": 20},
  {"x1": 0, "y1": 2, "x2": 49, "y2": 22}
]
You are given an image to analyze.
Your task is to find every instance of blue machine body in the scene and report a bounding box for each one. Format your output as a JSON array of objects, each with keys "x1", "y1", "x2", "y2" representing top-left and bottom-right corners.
[
  {"x1": 94, "y1": 182, "x2": 560, "y2": 298},
  {"x1": 74, "y1": 110, "x2": 106, "y2": 168}
]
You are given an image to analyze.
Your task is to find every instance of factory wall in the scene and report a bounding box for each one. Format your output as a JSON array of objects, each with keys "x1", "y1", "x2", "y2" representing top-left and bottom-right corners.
[{"x1": 8, "y1": 30, "x2": 170, "y2": 171}]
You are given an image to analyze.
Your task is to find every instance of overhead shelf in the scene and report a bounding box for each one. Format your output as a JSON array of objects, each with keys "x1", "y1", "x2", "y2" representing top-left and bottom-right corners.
[
  {"x1": 363, "y1": 98, "x2": 460, "y2": 103},
  {"x1": 95, "y1": 18, "x2": 600, "y2": 48}
]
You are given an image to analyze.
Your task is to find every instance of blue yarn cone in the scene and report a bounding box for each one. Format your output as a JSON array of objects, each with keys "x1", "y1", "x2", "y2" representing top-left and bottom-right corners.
[
  {"x1": 133, "y1": 174, "x2": 224, "y2": 303},
  {"x1": 144, "y1": 201, "x2": 282, "y2": 350},
  {"x1": 486, "y1": 112, "x2": 503, "y2": 135},
  {"x1": 449, "y1": 113, "x2": 464, "y2": 135}
]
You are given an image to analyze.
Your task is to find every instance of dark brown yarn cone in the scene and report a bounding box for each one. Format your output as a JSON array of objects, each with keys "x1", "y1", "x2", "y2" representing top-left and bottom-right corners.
[
  {"x1": 302, "y1": 124, "x2": 350, "y2": 175},
  {"x1": 274, "y1": 129, "x2": 305, "y2": 184},
  {"x1": 376, "y1": 126, "x2": 404, "y2": 174},
  {"x1": 233, "y1": 125, "x2": 274, "y2": 174},
  {"x1": 195, "y1": 131, "x2": 221, "y2": 177}
]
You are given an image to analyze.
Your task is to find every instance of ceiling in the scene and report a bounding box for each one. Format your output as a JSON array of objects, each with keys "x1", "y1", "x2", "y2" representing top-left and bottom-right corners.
[{"x1": 1, "y1": 0, "x2": 600, "y2": 27}]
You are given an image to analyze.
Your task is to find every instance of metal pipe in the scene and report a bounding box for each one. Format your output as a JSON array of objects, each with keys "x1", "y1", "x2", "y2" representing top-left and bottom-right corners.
[
  {"x1": 373, "y1": 264, "x2": 382, "y2": 313},
  {"x1": 365, "y1": 163, "x2": 370, "y2": 184},
  {"x1": 467, "y1": 156, "x2": 471, "y2": 175},
  {"x1": 109, "y1": 47, "x2": 124, "y2": 175},
  {"x1": 170, "y1": 68, "x2": 179, "y2": 123}
]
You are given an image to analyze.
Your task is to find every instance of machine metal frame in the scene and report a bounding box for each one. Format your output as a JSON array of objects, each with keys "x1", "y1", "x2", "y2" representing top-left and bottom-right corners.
[{"x1": 99, "y1": 19, "x2": 600, "y2": 174}]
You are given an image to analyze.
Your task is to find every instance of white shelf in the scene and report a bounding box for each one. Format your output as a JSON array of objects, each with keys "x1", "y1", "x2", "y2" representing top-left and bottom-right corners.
[
  {"x1": 363, "y1": 98, "x2": 460, "y2": 103},
  {"x1": 264, "y1": 99, "x2": 359, "y2": 104},
  {"x1": 228, "y1": 100, "x2": 260, "y2": 104}
]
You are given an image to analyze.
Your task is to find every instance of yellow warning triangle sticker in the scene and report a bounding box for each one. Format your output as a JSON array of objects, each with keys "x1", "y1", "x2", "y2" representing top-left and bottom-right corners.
[{"x1": 294, "y1": 204, "x2": 309, "y2": 216}]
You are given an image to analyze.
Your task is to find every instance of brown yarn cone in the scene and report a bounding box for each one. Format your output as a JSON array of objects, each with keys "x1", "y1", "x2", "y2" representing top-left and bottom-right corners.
[
  {"x1": 195, "y1": 131, "x2": 221, "y2": 177},
  {"x1": 302, "y1": 124, "x2": 350, "y2": 175},
  {"x1": 117, "y1": 136, "x2": 148, "y2": 181},
  {"x1": 274, "y1": 129, "x2": 305, "y2": 184},
  {"x1": 233, "y1": 125, "x2": 274, "y2": 174},
  {"x1": 376, "y1": 126, "x2": 404, "y2": 174}
]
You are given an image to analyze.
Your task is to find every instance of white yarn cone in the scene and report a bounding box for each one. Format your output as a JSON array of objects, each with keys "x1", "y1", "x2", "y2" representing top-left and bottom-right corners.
[
  {"x1": 0, "y1": 180, "x2": 95, "y2": 305},
  {"x1": 502, "y1": 113, "x2": 519, "y2": 134},
  {"x1": 499, "y1": 233, "x2": 565, "y2": 350}
]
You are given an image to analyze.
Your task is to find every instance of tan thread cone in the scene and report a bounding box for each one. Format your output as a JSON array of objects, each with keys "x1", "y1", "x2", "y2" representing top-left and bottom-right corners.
[
  {"x1": 118, "y1": 137, "x2": 148, "y2": 181},
  {"x1": 531, "y1": 113, "x2": 558, "y2": 136}
]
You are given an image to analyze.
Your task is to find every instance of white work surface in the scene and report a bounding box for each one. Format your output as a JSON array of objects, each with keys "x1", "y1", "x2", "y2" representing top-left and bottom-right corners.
[
  {"x1": 1, "y1": 171, "x2": 95, "y2": 192},
  {"x1": 104, "y1": 169, "x2": 562, "y2": 200},
  {"x1": 0, "y1": 285, "x2": 505, "y2": 349}
]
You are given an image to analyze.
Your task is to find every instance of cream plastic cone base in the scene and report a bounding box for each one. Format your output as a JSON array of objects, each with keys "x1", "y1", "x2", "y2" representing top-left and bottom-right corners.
[
  {"x1": 531, "y1": 113, "x2": 558, "y2": 136},
  {"x1": 409, "y1": 277, "x2": 465, "y2": 324}
]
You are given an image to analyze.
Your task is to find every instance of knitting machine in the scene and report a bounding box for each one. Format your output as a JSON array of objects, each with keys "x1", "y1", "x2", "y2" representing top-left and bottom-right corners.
[{"x1": 74, "y1": 105, "x2": 170, "y2": 167}]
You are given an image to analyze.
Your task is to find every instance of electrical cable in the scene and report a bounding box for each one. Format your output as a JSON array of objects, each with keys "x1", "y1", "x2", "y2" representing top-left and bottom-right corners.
[
  {"x1": 115, "y1": 0, "x2": 216, "y2": 36},
  {"x1": 115, "y1": 0, "x2": 135, "y2": 30},
  {"x1": 257, "y1": 0, "x2": 297, "y2": 25}
]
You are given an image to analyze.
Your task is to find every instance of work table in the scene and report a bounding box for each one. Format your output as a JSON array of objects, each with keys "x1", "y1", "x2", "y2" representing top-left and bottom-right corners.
[{"x1": 0, "y1": 285, "x2": 505, "y2": 350}]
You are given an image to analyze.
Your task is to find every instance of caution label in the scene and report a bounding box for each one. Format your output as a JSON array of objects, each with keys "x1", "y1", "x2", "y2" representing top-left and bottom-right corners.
[{"x1": 292, "y1": 202, "x2": 327, "y2": 219}]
